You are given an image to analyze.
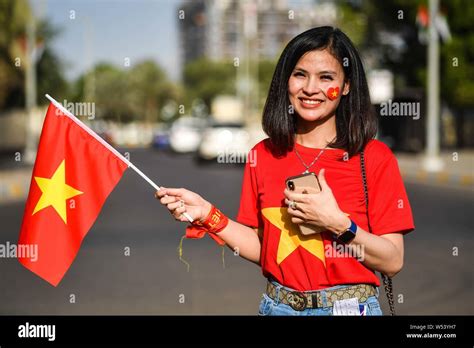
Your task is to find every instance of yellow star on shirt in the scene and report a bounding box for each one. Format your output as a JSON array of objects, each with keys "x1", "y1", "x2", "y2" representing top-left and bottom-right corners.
[
  {"x1": 32, "y1": 159, "x2": 83, "y2": 224},
  {"x1": 262, "y1": 207, "x2": 326, "y2": 266}
]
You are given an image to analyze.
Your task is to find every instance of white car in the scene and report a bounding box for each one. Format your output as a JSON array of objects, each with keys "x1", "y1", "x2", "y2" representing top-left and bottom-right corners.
[
  {"x1": 169, "y1": 117, "x2": 207, "y2": 153},
  {"x1": 198, "y1": 123, "x2": 251, "y2": 162}
]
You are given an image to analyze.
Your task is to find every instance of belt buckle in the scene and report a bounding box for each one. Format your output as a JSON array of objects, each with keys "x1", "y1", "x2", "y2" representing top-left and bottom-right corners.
[{"x1": 286, "y1": 291, "x2": 307, "y2": 311}]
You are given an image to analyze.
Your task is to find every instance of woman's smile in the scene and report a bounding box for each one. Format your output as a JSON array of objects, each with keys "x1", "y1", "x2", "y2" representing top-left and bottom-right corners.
[{"x1": 299, "y1": 97, "x2": 324, "y2": 109}]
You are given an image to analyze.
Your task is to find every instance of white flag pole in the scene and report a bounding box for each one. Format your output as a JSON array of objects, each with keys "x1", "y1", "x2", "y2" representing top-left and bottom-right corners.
[{"x1": 44, "y1": 94, "x2": 194, "y2": 223}]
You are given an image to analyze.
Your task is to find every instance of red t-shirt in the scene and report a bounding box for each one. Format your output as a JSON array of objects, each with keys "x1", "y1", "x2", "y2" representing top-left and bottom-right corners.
[{"x1": 236, "y1": 139, "x2": 414, "y2": 291}]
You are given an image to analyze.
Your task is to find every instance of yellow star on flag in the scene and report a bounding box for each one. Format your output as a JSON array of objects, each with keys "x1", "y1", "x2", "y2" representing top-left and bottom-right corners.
[
  {"x1": 331, "y1": 91, "x2": 338, "y2": 98},
  {"x1": 262, "y1": 207, "x2": 326, "y2": 266},
  {"x1": 32, "y1": 159, "x2": 83, "y2": 224}
]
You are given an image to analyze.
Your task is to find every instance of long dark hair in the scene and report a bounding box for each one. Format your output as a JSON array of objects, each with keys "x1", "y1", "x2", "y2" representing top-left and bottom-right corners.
[{"x1": 262, "y1": 26, "x2": 377, "y2": 157}]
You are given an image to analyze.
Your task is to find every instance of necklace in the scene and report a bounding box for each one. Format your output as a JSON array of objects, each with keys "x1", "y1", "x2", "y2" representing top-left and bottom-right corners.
[{"x1": 294, "y1": 138, "x2": 335, "y2": 174}]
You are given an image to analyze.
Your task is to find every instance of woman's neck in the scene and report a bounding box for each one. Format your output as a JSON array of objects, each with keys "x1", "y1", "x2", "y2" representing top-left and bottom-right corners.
[{"x1": 295, "y1": 116, "x2": 337, "y2": 149}]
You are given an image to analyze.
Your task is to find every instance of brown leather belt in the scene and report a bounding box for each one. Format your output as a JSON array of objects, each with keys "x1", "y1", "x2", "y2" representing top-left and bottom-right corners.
[{"x1": 266, "y1": 281, "x2": 377, "y2": 311}]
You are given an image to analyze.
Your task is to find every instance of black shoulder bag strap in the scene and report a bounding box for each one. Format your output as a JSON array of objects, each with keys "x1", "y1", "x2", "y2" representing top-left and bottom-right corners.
[{"x1": 360, "y1": 150, "x2": 396, "y2": 316}]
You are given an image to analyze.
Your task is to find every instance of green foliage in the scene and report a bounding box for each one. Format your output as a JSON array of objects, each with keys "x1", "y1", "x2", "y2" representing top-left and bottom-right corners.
[
  {"x1": 337, "y1": 2, "x2": 368, "y2": 47},
  {"x1": 363, "y1": 0, "x2": 426, "y2": 87},
  {"x1": 182, "y1": 58, "x2": 278, "y2": 113},
  {"x1": 86, "y1": 63, "x2": 130, "y2": 122},
  {"x1": 0, "y1": 0, "x2": 30, "y2": 46},
  {"x1": 71, "y1": 60, "x2": 177, "y2": 123},
  {"x1": 0, "y1": 0, "x2": 30, "y2": 109},
  {"x1": 362, "y1": 0, "x2": 474, "y2": 108},
  {"x1": 0, "y1": 0, "x2": 68, "y2": 111},
  {"x1": 183, "y1": 58, "x2": 236, "y2": 108},
  {"x1": 258, "y1": 59, "x2": 277, "y2": 108},
  {"x1": 128, "y1": 60, "x2": 179, "y2": 122},
  {"x1": 35, "y1": 20, "x2": 68, "y2": 104},
  {"x1": 440, "y1": 0, "x2": 474, "y2": 107}
]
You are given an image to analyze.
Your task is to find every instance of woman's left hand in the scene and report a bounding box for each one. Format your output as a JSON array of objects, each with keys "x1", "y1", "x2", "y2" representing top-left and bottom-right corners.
[{"x1": 284, "y1": 168, "x2": 350, "y2": 234}]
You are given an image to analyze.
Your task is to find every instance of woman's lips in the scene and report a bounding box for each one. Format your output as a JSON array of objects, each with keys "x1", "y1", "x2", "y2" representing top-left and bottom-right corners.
[{"x1": 299, "y1": 98, "x2": 323, "y2": 109}]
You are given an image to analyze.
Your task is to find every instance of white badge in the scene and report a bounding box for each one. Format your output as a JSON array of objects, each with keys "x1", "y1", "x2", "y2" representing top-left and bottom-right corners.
[{"x1": 332, "y1": 297, "x2": 360, "y2": 315}]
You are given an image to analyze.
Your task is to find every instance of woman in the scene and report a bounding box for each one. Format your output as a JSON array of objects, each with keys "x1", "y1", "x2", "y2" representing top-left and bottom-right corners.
[{"x1": 156, "y1": 26, "x2": 414, "y2": 316}]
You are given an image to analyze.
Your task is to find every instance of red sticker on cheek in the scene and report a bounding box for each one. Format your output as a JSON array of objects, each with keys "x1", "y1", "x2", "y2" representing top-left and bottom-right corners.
[{"x1": 326, "y1": 86, "x2": 340, "y2": 101}]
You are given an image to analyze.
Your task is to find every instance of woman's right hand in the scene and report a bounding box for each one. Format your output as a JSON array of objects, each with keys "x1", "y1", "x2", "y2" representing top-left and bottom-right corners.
[{"x1": 155, "y1": 187, "x2": 212, "y2": 223}]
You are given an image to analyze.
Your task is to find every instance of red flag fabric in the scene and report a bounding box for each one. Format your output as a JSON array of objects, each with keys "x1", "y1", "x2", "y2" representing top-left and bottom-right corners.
[{"x1": 18, "y1": 102, "x2": 128, "y2": 286}]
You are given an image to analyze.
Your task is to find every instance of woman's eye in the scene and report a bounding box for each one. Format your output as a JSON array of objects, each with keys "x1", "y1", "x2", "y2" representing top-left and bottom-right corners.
[
  {"x1": 293, "y1": 72, "x2": 305, "y2": 77},
  {"x1": 321, "y1": 75, "x2": 333, "y2": 81}
]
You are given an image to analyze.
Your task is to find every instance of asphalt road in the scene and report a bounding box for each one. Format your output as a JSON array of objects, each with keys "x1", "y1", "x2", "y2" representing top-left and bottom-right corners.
[{"x1": 0, "y1": 149, "x2": 472, "y2": 315}]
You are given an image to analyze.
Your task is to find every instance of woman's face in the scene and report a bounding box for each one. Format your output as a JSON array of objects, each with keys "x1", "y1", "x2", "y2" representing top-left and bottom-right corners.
[{"x1": 288, "y1": 49, "x2": 349, "y2": 123}]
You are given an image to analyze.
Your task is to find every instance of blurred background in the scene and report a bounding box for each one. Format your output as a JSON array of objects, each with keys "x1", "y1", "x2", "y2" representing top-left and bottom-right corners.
[{"x1": 0, "y1": 0, "x2": 472, "y2": 315}]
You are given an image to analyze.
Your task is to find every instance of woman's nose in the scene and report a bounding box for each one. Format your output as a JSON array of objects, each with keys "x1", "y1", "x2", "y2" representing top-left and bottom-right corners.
[{"x1": 303, "y1": 76, "x2": 321, "y2": 95}]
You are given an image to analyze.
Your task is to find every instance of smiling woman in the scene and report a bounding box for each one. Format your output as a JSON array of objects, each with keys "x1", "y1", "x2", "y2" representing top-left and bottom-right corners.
[
  {"x1": 156, "y1": 26, "x2": 414, "y2": 317},
  {"x1": 262, "y1": 26, "x2": 376, "y2": 157}
]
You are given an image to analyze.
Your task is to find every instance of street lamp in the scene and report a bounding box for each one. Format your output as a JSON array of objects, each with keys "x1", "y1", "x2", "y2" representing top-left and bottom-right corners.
[{"x1": 422, "y1": 0, "x2": 444, "y2": 172}]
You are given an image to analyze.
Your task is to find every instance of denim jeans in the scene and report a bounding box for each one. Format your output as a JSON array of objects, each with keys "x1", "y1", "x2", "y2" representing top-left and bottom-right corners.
[{"x1": 258, "y1": 280, "x2": 383, "y2": 316}]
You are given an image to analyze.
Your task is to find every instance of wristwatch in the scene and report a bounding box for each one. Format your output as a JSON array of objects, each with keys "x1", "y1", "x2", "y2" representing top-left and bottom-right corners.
[{"x1": 336, "y1": 219, "x2": 358, "y2": 244}]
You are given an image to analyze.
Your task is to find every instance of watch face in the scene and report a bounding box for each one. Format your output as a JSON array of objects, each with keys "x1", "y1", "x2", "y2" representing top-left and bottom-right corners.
[{"x1": 338, "y1": 230, "x2": 356, "y2": 244}]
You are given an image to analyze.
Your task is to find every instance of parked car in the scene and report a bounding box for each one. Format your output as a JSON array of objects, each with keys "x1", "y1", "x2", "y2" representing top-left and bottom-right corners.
[
  {"x1": 152, "y1": 125, "x2": 170, "y2": 150},
  {"x1": 169, "y1": 117, "x2": 207, "y2": 153},
  {"x1": 198, "y1": 122, "x2": 251, "y2": 162}
]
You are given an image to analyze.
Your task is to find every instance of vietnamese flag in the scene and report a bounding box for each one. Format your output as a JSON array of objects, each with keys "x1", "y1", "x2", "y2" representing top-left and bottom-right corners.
[{"x1": 18, "y1": 101, "x2": 128, "y2": 286}]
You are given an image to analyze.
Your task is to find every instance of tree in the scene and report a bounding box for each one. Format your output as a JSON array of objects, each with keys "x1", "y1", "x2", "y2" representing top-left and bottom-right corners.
[
  {"x1": 35, "y1": 20, "x2": 68, "y2": 104},
  {"x1": 71, "y1": 60, "x2": 179, "y2": 123},
  {"x1": 0, "y1": 0, "x2": 30, "y2": 110},
  {"x1": 440, "y1": 0, "x2": 474, "y2": 108},
  {"x1": 360, "y1": 0, "x2": 474, "y2": 148},
  {"x1": 84, "y1": 63, "x2": 131, "y2": 122},
  {"x1": 0, "y1": 0, "x2": 68, "y2": 110},
  {"x1": 183, "y1": 58, "x2": 236, "y2": 108},
  {"x1": 128, "y1": 60, "x2": 180, "y2": 123},
  {"x1": 362, "y1": 0, "x2": 474, "y2": 107}
]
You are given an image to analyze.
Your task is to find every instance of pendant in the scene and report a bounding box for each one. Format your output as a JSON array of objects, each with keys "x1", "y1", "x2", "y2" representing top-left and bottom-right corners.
[{"x1": 303, "y1": 169, "x2": 309, "y2": 174}]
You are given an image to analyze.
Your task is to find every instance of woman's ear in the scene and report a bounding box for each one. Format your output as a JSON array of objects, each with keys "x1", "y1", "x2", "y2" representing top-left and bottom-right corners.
[{"x1": 342, "y1": 80, "x2": 350, "y2": 95}]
